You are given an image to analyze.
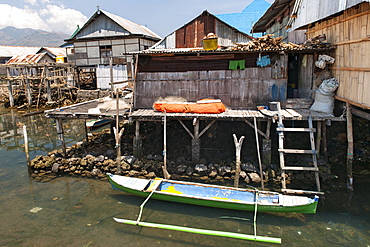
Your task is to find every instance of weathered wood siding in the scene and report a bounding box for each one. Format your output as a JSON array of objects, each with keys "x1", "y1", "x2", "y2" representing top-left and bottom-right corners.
[
  {"x1": 306, "y1": 2, "x2": 370, "y2": 108},
  {"x1": 135, "y1": 54, "x2": 288, "y2": 109}
]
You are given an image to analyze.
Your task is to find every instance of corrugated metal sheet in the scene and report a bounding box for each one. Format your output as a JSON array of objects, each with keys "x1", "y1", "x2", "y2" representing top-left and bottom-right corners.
[
  {"x1": 38, "y1": 47, "x2": 66, "y2": 57},
  {"x1": 70, "y1": 9, "x2": 161, "y2": 41},
  {"x1": 0, "y1": 45, "x2": 40, "y2": 57},
  {"x1": 290, "y1": 0, "x2": 370, "y2": 30},
  {"x1": 5, "y1": 53, "x2": 48, "y2": 64}
]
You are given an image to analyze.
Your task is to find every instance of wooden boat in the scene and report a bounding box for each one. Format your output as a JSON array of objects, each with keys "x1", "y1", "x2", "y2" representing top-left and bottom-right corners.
[
  {"x1": 153, "y1": 98, "x2": 226, "y2": 114},
  {"x1": 86, "y1": 119, "x2": 111, "y2": 129},
  {"x1": 107, "y1": 174, "x2": 319, "y2": 214}
]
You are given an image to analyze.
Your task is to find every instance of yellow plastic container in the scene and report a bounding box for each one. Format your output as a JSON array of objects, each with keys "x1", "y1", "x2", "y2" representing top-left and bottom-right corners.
[
  {"x1": 202, "y1": 38, "x2": 218, "y2": 50},
  {"x1": 56, "y1": 56, "x2": 65, "y2": 63}
]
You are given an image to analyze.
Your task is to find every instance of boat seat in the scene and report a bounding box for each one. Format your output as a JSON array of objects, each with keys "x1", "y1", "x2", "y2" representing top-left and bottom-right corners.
[{"x1": 146, "y1": 178, "x2": 163, "y2": 192}]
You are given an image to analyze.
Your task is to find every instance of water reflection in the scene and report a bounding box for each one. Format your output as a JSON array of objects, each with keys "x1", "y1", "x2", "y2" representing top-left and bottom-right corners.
[{"x1": 0, "y1": 106, "x2": 369, "y2": 246}]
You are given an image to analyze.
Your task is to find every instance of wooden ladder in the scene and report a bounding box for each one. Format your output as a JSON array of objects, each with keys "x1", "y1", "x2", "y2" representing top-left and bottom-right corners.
[{"x1": 275, "y1": 102, "x2": 323, "y2": 195}]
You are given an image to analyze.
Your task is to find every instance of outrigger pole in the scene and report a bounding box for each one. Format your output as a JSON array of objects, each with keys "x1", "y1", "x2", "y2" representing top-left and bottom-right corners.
[{"x1": 113, "y1": 218, "x2": 281, "y2": 244}]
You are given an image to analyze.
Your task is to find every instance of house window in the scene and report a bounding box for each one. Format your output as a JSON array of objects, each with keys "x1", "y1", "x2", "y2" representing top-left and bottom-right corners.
[{"x1": 100, "y1": 45, "x2": 112, "y2": 57}]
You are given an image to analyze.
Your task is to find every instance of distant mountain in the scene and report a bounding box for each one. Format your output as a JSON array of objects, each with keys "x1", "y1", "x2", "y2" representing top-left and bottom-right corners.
[{"x1": 0, "y1": 27, "x2": 69, "y2": 47}]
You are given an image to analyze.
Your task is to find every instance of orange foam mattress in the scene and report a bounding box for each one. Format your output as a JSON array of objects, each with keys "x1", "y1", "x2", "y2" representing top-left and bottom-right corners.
[{"x1": 153, "y1": 99, "x2": 226, "y2": 114}]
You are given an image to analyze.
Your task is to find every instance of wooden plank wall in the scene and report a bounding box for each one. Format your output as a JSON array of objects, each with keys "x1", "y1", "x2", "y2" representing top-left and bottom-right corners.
[
  {"x1": 135, "y1": 67, "x2": 287, "y2": 109},
  {"x1": 306, "y1": 2, "x2": 370, "y2": 108}
]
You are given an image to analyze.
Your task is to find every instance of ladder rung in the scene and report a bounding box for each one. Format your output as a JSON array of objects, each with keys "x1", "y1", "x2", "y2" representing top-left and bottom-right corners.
[
  {"x1": 282, "y1": 167, "x2": 319, "y2": 171},
  {"x1": 276, "y1": 127, "x2": 316, "y2": 132},
  {"x1": 281, "y1": 189, "x2": 325, "y2": 195},
  {"x1": 278, "y1": 149, "x2": 317, "y2": 154}
]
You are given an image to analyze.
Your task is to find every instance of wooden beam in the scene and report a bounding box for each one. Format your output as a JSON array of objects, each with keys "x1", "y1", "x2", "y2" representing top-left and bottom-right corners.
[
  {"x1": 330, "y1": 67, "x2": 370, "y2": 72},
  {"x1": 346, "y1": 103, "x2": 354, "y2": 191},
  {"x1": 351, "y1": 107, "x2": 370, "y2": 121},
  {"x1": 151, "y1": 54, "x2": 235, "y2": 61},
  {"x1": 244, "y1": 120, "x2": 269, "y2": 139},
  {"x1": 335, "y1": 95, "x2": 370, "y2": 110},
  {"x1": 178, "y1": 120, "x2": 194, "y2": 139},
  {"x1": 197, "y1": 120, "x2": 216, "y2": 139}
]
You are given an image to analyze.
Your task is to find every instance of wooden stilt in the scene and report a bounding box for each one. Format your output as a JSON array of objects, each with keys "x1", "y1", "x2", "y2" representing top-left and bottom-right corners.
[
  {"x1": 346, "y1": 103, "x2": 354, "y2": 191},
  {"x1": 25, "y1": 69, "x2": 32, "y2": 106},
  {"x1": 233, "y1": 134, "x2": 245, "y2": 188},
  {"x1": 84, "y1": 119, "x2": 89, "y2": 142},
  {"x1": 55, "y1": 118, "x2": 67, "y2": 157},
  {"x1": 316, "y1": 121, "x2": 322, "y2": 157},
  {"x1": 253, "y1": 117, "x2": 265, "y2": 190},
  {"x1": 133, "y1": 120, "x2": 143, "y2": 158},
  {"x1": 114, "y1": 89, "x2": 124, "y2": 174},
  {"x1": 23, "y1": 125, "x2": 31, "y2": 166},
  {"x1": 162, "y1": 111, "x2": 170, "y2": 179},
  {"x1": 322, "y1": 122, "x2": 328, "y2": 161},
  {"x1": 192, "y1": 118, "x2": 201, "y2": 162}
]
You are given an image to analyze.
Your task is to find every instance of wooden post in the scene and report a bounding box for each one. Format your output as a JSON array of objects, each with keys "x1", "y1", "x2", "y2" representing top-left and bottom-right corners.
[
  {"x1": 110, "y1": 57, "x2": 114, "y2": 98},
  {"x1": 84, "y1": 119, "x2": 89, "y2": 142},
  {"x1": 133, "y1": 120, "x2": 143, "y2": 158},
  {"x1": 114, "y1": 88, "x2": 124, "y2": 173},
  {"x1": 322, "y1": 122, "x2": 328, "y2": 161},
  {"x1": 55, "y1": 118, "x2": 67, "y2": 157},
  {"x1": 25, "y1": 68, "x2": 32, "y2": 106},
  {"x1": 192, "y1": 118, "x2": 201, "y2": 162},
  {"x1": 346, "y1": 103, "x2": 354, "y2": 191},
  {"x1": 162, "y1": 111, "x2": 170, "y2": 179},
  {"x1": 316, "y1": 121, "x2": 322, "y2": 157},
  {"x1": 233, "y1": 134, "x2": 245, "y2": 188},
  {"x1": 23, "y1": 125, "x2": 31, "y2": 166},
  {"x1": 262, "y1": 120, "x2": 272, "y2": 167},
  {"x1": 6, "y1": 67, "x2": 14, "y2": 107},
  {"x1": 254, "y1": 117, "x2": 265, "y2": 190}
]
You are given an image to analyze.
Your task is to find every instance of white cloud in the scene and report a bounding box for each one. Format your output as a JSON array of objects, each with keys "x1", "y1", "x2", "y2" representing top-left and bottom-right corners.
[
  {"x1": 40, "y1": 5, "x2": 87, "y2": 34},
  {"x1": 0, "y1": 4, "x2": 87, "y2": 35},
  {"x1": 24, "y1": 0, "x2": 38, "y2": 6},
  {"x1": 0, "y1": 4, "x2": 49, "y2": 30}
]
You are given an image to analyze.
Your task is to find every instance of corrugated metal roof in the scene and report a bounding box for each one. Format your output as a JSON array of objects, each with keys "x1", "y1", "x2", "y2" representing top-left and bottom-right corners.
[
  {"x1": 252, "y1": 0, "x2": 292, "y2": 32},
  {"x1": 216, "y1": 0, "x2": 271, "y2": 36},
  {"x1": 290, "y1": 0, "x2": 370, "y2": 30},
  {"x1": 124, "y1": 45, "x2": 335, "y2": 55},
  {"x1": 69, "y1": 9, "x2": 161, "y2": 40},
  {"x1": 0, "y1": 45, "x2": 40, "y2": 57},
  {"x1": 5, "y1": 53, "x2": 47, "y2": 64},
  {"x1": 37, "y1": 47, "x2": 66, "y2": 57}
]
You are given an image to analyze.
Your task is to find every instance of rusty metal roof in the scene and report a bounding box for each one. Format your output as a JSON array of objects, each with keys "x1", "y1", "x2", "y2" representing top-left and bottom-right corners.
[{"x1": 5, "y1": 53, "x2": 48, "y2": 64}]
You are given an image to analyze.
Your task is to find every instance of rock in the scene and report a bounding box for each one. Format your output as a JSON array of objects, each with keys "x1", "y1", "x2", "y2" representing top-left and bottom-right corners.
[
  {"x1": 95, "y1": 155, "x2": 105, "y2": 163},
  {"x1": 248, "y1": 172, "x2": 261, "y2": 183},
  {"x1": 241, "y1": 162, "x2": 258, "y2": 173},
  {"x1": 128, "y1": 170, "x2": 140, "y2": 177},
  {"x1": 146, "y1": 154, "x2": 154, "y2": 160},
  {"x1": 122, "y1": 155, "x2": 137, "y2": 165},
  {"x1": 239, "y1": 171, "x2": 247, "y2": 179},
  {"x1": 244, "y1": 176, "x2": 251, "y2": 183},
  {"x1": 103, "y1": 149, "x2": 115, "y2": 159},
  {"x1": 144, "y1": 171, "x2": 156, "y2": 178},
  {"x1": 132, "y1": 160, "x2": 144, "y2": 170},
  {"x1": 218, "y1": 166, "x2": 231, "y2": 176},
  {"x1": 186, "y1": 166, "x2": 194, "y2": 176},
  {"x1": 176, "y1": 164, "x2": 188, "y2": 174},
  {"x1": 51, "y1": 163, "x2": 60, "y2": 173},
  {"x1": 80, "y1": 159, "x2": 88, "y2": 166},
  {"x1": 91, "y1": 168, "x2": 102, "y2": 175},
  {"x1": 208, "y1": 168, "x2": 218, "y2": 178},
  {"x1": 195, "y1": 164, "x2": 208, "y2": 173}
]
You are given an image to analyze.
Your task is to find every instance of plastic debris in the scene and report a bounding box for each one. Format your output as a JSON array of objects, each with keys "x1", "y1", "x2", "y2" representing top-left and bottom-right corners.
[{"x1": 30, "y1": 207, "x2": 42, "y2": 213}]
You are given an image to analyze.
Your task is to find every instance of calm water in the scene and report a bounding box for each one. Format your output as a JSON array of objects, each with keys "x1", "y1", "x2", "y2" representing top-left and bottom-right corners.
[{"x1": 0, "y1": 106, "x2": 369, "y2": 247}]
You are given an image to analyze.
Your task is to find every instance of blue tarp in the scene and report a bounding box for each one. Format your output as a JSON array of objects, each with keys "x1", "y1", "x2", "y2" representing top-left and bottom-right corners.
[{"x1": 216, "y1": 0, "x2": 271, "y2": 37}]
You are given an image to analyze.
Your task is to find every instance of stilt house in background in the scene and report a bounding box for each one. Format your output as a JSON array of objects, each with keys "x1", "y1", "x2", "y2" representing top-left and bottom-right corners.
[
  {"x1": 216, "y1": 0, "x2": 271, "y2": 38},
  {"x1": 253, "y1": 0, "x2": 370, "y2": 190},
  {"x1": 64, "y1": 8, "x2": 161, "y2": 89},
  {"x1": 151, "y1": 10, "x2": 254, "y2": 50}
]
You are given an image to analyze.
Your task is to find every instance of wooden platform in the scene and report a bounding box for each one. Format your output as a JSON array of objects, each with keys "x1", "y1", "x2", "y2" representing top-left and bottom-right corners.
[{"x1": 44, "y1": 98, "x2": 345, "y2": 122}]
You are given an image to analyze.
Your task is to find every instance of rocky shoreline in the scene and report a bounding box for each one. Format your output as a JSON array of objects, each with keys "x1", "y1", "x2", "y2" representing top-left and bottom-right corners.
[{"x1": 29, "y1": 125, "x2": 337, "y2": 190}]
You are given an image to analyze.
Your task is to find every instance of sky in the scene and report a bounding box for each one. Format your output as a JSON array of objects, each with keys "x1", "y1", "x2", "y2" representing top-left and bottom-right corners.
[{"x1": 0, "y1": 0, "x2": 274, "y2": 38}]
